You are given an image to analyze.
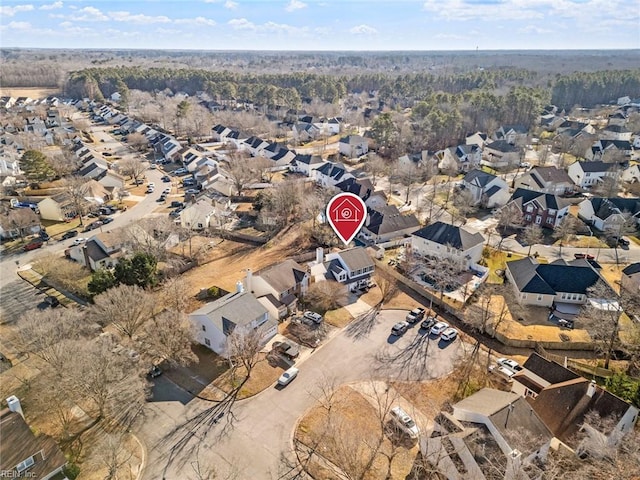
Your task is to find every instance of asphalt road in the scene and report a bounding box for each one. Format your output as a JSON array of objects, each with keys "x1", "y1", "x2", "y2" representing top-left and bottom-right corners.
[{"x1": 138, "y1": 310, "x2": 465, "y2": 480}]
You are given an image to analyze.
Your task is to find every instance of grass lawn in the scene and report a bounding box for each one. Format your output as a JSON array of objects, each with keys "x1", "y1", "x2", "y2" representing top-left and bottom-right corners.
[
  {"x1": 483, "y1": 247, "x2": 525, "y2": 284},
  {"x1": 42, "y1": 218, "x2": 82, "y2": 238},
  {"x1": 212, "y1": 353, "x2": 281, "y2": 399},
  {"x1": 325, "y1": 307, "x2": 354, "y2": 328}
]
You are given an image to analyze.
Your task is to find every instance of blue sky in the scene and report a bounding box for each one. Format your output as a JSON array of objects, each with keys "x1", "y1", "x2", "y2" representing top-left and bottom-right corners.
[{"x1": 1, "y1": 0, "x2": 638, "y2": 50}]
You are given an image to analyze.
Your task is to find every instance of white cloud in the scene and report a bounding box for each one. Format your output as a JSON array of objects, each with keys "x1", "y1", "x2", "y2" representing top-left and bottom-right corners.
[
  {"x1": 109, "y1": 11, "x2": 172, "y2": 24},
  {"x1": 4, "y1": 21, "x2": 32, "y2": 30},
  {"x1": 175, "y1": 16, "x2": 217, "y2": 26},
  {"x1": 519, "y1": 25, "x2": 552, "y2": 34},
  {"x1": 40, "y1": 1, "x2": 63, "y2": 10},
  {"x1": 228, "y1": 18, "x2": 255, "y2": 29},
  {"x1": 224, "y1": 0, "x2": 239, "y2": 8},
  {"x1": 0, "y1": 4, "x2": 34, "y2": 17},
  {"x1": 349, "y1": 24, "x2": 378, "y2": 34},
  {"x1": 285, "y1": 0, "x2": 307, "y2": 12},
  {"x1": 72, "y1": 6, "x2": 109, "y2": 21}
]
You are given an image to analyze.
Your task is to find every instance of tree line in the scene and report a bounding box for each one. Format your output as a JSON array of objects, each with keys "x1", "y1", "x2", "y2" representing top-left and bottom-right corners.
[{"x1": 552, "y1": 70, "x2": 640, "y2": 109}]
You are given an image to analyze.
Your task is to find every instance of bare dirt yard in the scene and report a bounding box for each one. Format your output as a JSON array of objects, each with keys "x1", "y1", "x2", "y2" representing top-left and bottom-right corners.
[{"x1": 0, "y1": 87, "x2": 60, "y2": 98}]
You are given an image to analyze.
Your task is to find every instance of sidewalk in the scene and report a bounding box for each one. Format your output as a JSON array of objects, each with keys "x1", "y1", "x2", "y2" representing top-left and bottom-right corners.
[{"x1": 17, "y1": 266, "x2": 88, "y2": 307}]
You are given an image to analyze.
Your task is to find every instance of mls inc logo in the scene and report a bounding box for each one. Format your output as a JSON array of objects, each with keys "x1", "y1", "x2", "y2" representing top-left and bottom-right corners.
[{"x1": 326, "y1": 192, "x2": 367, "y2": 246}]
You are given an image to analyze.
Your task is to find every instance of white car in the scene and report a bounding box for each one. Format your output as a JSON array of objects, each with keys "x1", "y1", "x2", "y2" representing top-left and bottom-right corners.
[
  {"x1": 278, "y1": 367, "x2": 299, "y2": 386},
  {"x1": 490, "y1": 365, "x2": 516, "y2": 380},
  {"x1": 441, "y1": 327, "x2": 458, "y2": 342},
  {"x1": 389, "y1": 406, "x2": 420, "y2": 439},
  {"x1": 73, "y1": 237, "x2": 87, "y2": 246},
  {"x1": 497, "y1": 358, "x2": 523, "y2": 372},
  {"x1": 147, "y1": 182, "x2": 155, "y2": 188},
  {"x1": 303, "y1": 311, "x2": 323, "y2": 324},
  {"x1": 163, "y1": 188, "x2": 171, "y2": 194},
  {"x1": 430, "y1": 321, "x2": 449, "y2": 336}
]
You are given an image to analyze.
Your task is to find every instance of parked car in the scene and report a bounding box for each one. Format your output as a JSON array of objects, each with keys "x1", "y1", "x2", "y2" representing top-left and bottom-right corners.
[
  {"x1": 406, "y1": 307, "x2": 425, "y2": 324},
  {"x1": 73, "y1": 237, "x2": 87, "y2": 246},
  {"x1": 440, "y1": 328, "x2": 458, "y2": 342},
  {"x1": 83, "y1": 221, "x2": 103, "y2": 232},
  {"x1": 146, "y1": 187, "x2": 155, "y2": 194},
  {"x1": 389, "y1": 406, "x2": 420, "y2": 439},
  {"x1": 558, "y1": 318, "x2": 575, "y2": 329},
  {"x1": 497, "y1": 358, "x2": 523, "y2": 372},
  {"x1": 184, "y1": 188, "x2": 199, "y2": 195},
  {"x1": 148, "y1": 365, "x2": 163, "y2": 378},
  {"x1": 174, "y1": 167, "x2": 188, "y2": 175},
  {"x1": 161, "y1": 175, "x2": 171, "y2": 183},
  {"x1": 430, "y1": 321, "x2": 449, "y2": 336},
  {"x1": 303, "y1": 311, "x2": 323, "y2": 324},
  {"x1": 278, "y1": 366, "x2": 299, "y2": 386},
  {"x1": 170, "y1": 201, "x2": 184, "y2": 209},
  {"x1": 614, "y1": 236, "x2": 630, "y2": 247},
  {"x1": 156, "y1": 195, "x2": 166, "y2": 202},
  {"x1": 574, "y1": 253, "x2": 595, "y2": 260},
  {"x1": 39, "y1": 231, "x2": 50, "y2": 241},
  {"x1": 99, "y1": 207, "x2": 114, "y2": 215},
  {"x1": 391, "y1": 321, "x2": 410, "y2": 336},
  {"x1": 420, "y1": 316, "x2": 437, "y2": 331},
  {"x1": 163, "y1": 188, "x2": 171, "y2": 194},
  {"x1": 23, "y1": 239, "x2": 44, "y2": 251},
  {"x1": 272, "y1": 341, "x2": 300, "y2": 360},
  {"x1": 489, "y1": 365, "x2": 516, "y2": 381},
  {"x1": 101, "y1": 217, "x2": 114, "y2": 225},
  {"x1": 169, "y1": 210, "x2": 182, "y2": 218},
  {"x1": 133, "y1": 178, "x2": 144, "y2": 185},
  {"x1": 44, "y1": 295, "x2": 60, "y2": 308},
  {"x1": 61, "y1": 230, "x2": 79, "y2": 240},
  {"x1": 148, "y1": 182, "x2": 155, "y2": 188}
]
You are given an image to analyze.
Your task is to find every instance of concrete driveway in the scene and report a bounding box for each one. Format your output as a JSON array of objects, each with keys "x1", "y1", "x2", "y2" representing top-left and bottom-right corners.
[{"x1": 138, "y1": 309, "x2": 465, "y2": 480}]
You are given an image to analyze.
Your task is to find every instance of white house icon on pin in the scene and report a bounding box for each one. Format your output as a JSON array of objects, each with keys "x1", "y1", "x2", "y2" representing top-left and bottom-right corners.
[{"x1": 330, "y1": 198, "x2": 361, "y2": 222}]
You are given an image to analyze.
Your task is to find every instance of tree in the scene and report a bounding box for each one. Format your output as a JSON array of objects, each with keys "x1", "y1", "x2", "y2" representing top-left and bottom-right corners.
[
  {"x1": 495, "y1": 203, "x2": 523, "y2": 249},
  {"x1": 303, "y1": 281, "x2": 348, "y2": 313},
  {"x1": 226, "y1": 325, "x2": 267, "y2": 381},
  {"x1": 138, "y1": 310, "x2": 198, "y2": 368},
  {"x1": 119, "y1": 157, "x2": 147, "y2": 184},
  {"x1": 392, "y1": 160, "x2": 420, "y2": 204},
  {"x1": 364, "y1": 153, "x2": 388, "y2": 187},
  {"x1": 20, "y1": 149, "x2": 56, "y2": 183},
  {"x1": 127, "y1": 132, "x2": 149, "y2": 152},
  {"x1": 223, "y1": 152, "x2": 260, "y2": 196},
  {"x1": 60, "y1": 175, "x2": 91, "y2": 226},
  {"x1": 552, "y1": 215, "x2": 578, "y2": 257},
  {"x1": 90, "y1": 284, "x2": 155, "y2": 339},
  {"x1": 88, "y1": 268, "x2": 117, "y2": 295},
  {"x1": 114, "y1": 252, "x2": 158, "y2": 288},
  {"x1": 523, "y1": 223, "x2": 544, "y2": 256},
  {"x1": 370, "y1": 112, "x2": 399, "y2": 154},
  {"x1": 0, "y1": 208, "x2": 39, "y2": 241},
  {"x1": 88, "y1": 433, "x2": 134, "y2": 480},
  {"x1": 580, "y1": 282, "x2": 622, "y2": 370}
]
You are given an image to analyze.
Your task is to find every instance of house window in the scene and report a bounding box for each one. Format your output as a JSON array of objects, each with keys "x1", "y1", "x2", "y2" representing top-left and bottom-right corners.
[
  {"x1": 526, "y1": 205, "x2": 534, "y2": 212},
  {"x1": 572, "y1": 294, "x2": 578, "y2": 300},
  {"x1": 535, "y1": 216, "x2": 542, "y2": 224},
  {"x1": 525, "y1": 215, "x2": 532, "y2": 221},
  {"x1": 16, "y1": 456, "x2": 35, "y2": 473},
  {"x1": 201, "y1": 325, "x2": 206, "y2": 332},
  {"x1": 537, "y1": 295, "x2": 543, "y2": 301},
  {"x1": 204, "y1": 338, "x2": 211, "y2": 346},
  {"x1": 546, "y1": 217, "x2": 554, "y2": 224}
]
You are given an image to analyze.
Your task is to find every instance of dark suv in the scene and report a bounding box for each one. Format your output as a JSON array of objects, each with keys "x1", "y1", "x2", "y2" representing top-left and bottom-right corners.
[{"x1": 61, "y1": 230, "x2": 79, "y2": 240}]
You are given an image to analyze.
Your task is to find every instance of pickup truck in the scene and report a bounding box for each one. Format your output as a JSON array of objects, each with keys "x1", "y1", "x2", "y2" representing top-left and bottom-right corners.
[
  {"x1": 272, "y1": 341, "x2": 300, "y2": 360},
  {"x1": 406, "y1": 307, "x2": 425, "y2": 324}
]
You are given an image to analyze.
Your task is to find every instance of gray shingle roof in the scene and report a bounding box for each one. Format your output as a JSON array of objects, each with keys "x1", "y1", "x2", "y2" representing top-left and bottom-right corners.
[
  {"x1": 463, "y1": 169, "x2": 496, "y2": 187},
  {"x1": 255, "y1": 259, "x2": 307, "y2": 295},
  {"x1": 622, "y1": 263, "x2": 640, "y2": 276},
  {"x1": 335, "y1": 247, "x2": 374, "y2": 272},
  {"x1": 412, "y1": 221, "x2": 484, "y2": 251},
  {"x1": 364, "y1": 205, "x2": 420, "y2": 236},
  {"x1": 191, "y1": 291, "x2": 268, "y2": 332},
  {"x1": 509, "y1": 188, "x2": 569, "y2": 211}
]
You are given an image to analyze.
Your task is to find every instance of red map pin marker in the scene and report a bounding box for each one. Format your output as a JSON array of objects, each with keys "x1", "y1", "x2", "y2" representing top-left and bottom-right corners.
[{"x1": 326, "y1": 192, "x2": 367, "y2": 246}]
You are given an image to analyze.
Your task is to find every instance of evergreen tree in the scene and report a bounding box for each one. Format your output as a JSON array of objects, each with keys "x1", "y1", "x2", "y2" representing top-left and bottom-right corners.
[{"x1": 20, "y1": 150, "x2": 56, "y2": 183}]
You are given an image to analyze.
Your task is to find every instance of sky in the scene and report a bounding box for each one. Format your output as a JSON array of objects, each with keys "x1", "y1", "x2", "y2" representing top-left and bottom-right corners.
[{"x1": 1, "y1": 0, "x2": 638, "y2": 51}]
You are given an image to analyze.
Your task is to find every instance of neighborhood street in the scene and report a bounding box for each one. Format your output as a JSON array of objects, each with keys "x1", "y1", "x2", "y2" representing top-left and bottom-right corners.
[{"x1": 139, "y1": 310, "x2": 465, "y2": 480}]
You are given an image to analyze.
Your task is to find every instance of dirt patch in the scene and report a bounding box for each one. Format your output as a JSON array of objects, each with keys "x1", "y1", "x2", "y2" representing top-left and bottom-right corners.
[
  {"x1": 0, "y1": 87, "x2": 60, "y2": 98},
  {"x1": 212, "y1": 353, "x2": 281, "y2": 399},
  {"x1": 324, "y1": 308, "x2": 354, "y2": 328},
  {"x1": 599, "y1": 263, "x2": 625, "y2": 294}
]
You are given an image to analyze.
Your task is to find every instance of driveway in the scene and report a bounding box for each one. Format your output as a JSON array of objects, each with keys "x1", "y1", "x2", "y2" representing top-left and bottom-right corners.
[{"x1": 138, "y1": 310, "x2": 465, "y2": 480}]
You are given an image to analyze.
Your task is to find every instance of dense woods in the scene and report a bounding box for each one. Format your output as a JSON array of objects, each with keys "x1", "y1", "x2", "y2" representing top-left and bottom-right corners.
[{"x1": 552, "y1": 70, "x2": 640, "y2": 109}]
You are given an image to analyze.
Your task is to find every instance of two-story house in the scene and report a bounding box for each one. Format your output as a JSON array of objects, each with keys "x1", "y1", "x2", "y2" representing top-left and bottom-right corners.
[
  {"x1": 314, "y1": 162, "x2": 353, "y2": 187},
  {"x1": 621, "y1": 263, "x2": 640, "y2": 295},
  {"x1": 334, "y1": 177, "x2": 387, "y2": 209},
  {"x1": 506, "y1": 188, "x2": 571, "y2": 229},
  {"x1": 180, "y1": 198, "x2": 216, "y2": 230},
  {"x1": 505, "y1": 257, "x2": 608, "y2": 308},
  {"x1": 289, "y1": 153, "x2": 324, "y2": 177},
  {"x1": 67, "y1": 231, "x2": 126, "y2": 271},
  {"x1": 309, "y1": 247, "x2": 375, "y2": 292},
  {"x1": 244, "y1": 259, "x2": 309, "y2": 319},
  {"x1": 338, "y1": 134, "x2": 368, "y2": 158},
  {"x1": 495, "y1": 124, "x2": 528, "y2": 145},
  {"x1": 190, "y1": 286, "x2": 277, "y2": 356},
  {"x1": 513, "y1": 166, "x2": 575, "y2": 195},
  {"x1": 410, "y1": 221, "x2": 485, "y2": 268},
  {"x1": 577, "y1": 197, "x2": 640, "y2": 232},
  {"x1": 465, "y1": 131, "x2": 488, "y2": 148},
  {"x1": 567, "y1": 160, "x2": 619, "y2": 188},
  {"x1": 1, "y1": 396, "x2": 67, "y2": 480},
  {"x1": 482, "y1": 140, "x2": 521, "y2": 168},
  {"x1": 460, "y1": 169, "x2": 510, "y2": 208},
  {"x1": 587, "y1": 140, "x2": 632, "y2": 160}
]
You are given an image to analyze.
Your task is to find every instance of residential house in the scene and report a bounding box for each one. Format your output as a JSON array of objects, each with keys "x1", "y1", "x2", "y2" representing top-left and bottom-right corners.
[
  {"x1": 460, "y1": 169, "x2": 510, "y2": 207},
  {"x1": 621, "y1": 164, "x2": 640, "y2": 183},
  {"x1": 242, "y1": 136, "x2": 270, "y2": 157},
  {"x1": 398, "y1": 150, "x2": 432, "y2": 170},
  {"x1": 67, "y1": 230, "x2": 125, "y2": 271},
  {"x1": 482, "y1": 140, "x2": 521, "y2": 167},
  {"x1": 335, "y1": 177, "x2": 387, "y2": 209},
  {"x1": 621, "y1": 263, "x2": 640, "y2": 294},
  {"x1": 37, "y1": 194, "x2": 76, "y2": 221},
  {"x1": 309, "y1": 247, "x2": 375, "y2": 292},
  {"x1": 465, "y1": 131, "x2": 489, "y2": 148},
  {"x1": 600, "y1": 125, "x2": 632, "y2": 142},
  {"x1": 189, "y1": 287, "x2": 277, "y2": 355},
  {"x1": 505, "y1": 256, "x2": 607, "y2": 308},
  {"x1": 0, "y1": 155, "x2": 20, "y2": 177},
  {"x1": 289, "y1": 153, "x2": 323, "y2": 177},
  {"x1": 511, "y1": 353, "x2": 639, "y2": 451},
  {"x1": 453, "y1": 144, "x2": 482, "y2": 172},
  {"x1": 506, "y1": 188, "x2": 571, "y2": 229},
  {"x1": 338, "y1": 134, "x2": 368, "y2": 158},
  {"x1": 495, "y1": 124, "x2": 528, "y2": 145},
  {"x1": 1, "y1": 396, "x2": 67, "y2": 480},
  {"x1": 178, "y1": 147, "x2": 203, "y2": 166},
  {"x1": 577, "y1": 197, "x2": 640, "y2": 231},
  {"x1": 410, "y1": 221, "x2": 485, "y2": 267},
  {"x1": 244, "y1": 259, "x2": 309, "y2": 318},
  {"x1": 587, "y1": 139, "x2": 632, "y2": 160},
  {"x1": 268, "y1": 148, "x2": 296, "y2": 169},
  {"x1": 557, "y1": 120, "x2": 596, "y2": 136},
  {"x1": 292, "y1": 122, "x2": 320, "y2": 142},
  {"x1": 212, "y1": 124, "x2": 231, "y2": 142},
  {"x1": 514, "y1": 166, "x2": 575, "y2": 195},
  {"x1": 539, "y1": 114, "x2": 565, "y2": 131},
  {"x1": 180, "y1": 198, "x2": 216, "y2": 230},
  {"x1": 360, "y1": 205, "x2": 420, "y2": 244},
  {"x1": 96, "y1": 169, "x2": 125, "y2": 190},
  {"x1": 567, "y1": 161, "x2": 619, "y2": 188},
  {"x1": 607, "y1": 111, "x2": 627, "y2": 127},
  {"x1": 314, "y1": 161, "x2": 353, "y2": 187}
]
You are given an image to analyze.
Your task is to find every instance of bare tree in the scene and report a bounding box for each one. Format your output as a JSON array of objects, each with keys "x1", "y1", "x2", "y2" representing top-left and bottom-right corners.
[
  {"x1": 162, "y1": 276, "x2": 191, "y2": 313},
  {"x1": 0, "y1": 208, "x2": 39, "y2": 241},
  {"x1": 303, "y1": 280, "x2": 348, "y2": 313},
  {"x1": 127, "y1": 132, "x2": 149, "y2": 152},
  {"x1": 138, "y1": 310, "x2": 198, "y2": 368},
  {"x1": 60, "y1": 175, "x2": 91, "y2": 226},
  {"x1": 223, "y1": 152, "x2": 260, "y2": 196},
  {"x1": 90, "y1": 284, "x2": 156, "y2": 339},
  {"x1": 523, "y1": 223, "x2": 544, "y2": 256},
  {"x1": 580, "y1": 282, "x2": 622, "y2": 370},
  {"x1": 495, "y1": 203, "x2": 523, "y2": 250},
  {"x1": 123, "y1": 216, "x2": 177, "y2": 261},
  {"x1": 365, "y1": 153, "x2": 389, "y2": 187},
  {"x1": 118, "y1": 157, "x2": 147, "y2": 184},
  {"x1": 452, "y1": 187, "x2": 476, "y2": 224},
  {"x1": 392, "y1": 160, "x2": 420, "y2": 204},
  {"x1": 552, "y1": 215, "x2": 578, "y2": 257},
  {"x1": 32, "y1": 253, "x2": 90, "y2": 296},
  {"x1": 88, "y1": 433, "x2": 134, "y2": 480}
]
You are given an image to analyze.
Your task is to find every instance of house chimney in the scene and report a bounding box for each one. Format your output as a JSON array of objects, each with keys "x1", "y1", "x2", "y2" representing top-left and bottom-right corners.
[
  {"x1": 6, "y1": 395, "x2": 24, "y2": 419},
  {"x1": 245, "y1": 268, "x2": 253, "y2": 293},
  {"x1": 504, "y1": 449, "x2": 522, "y2": 480},
  {"x1": 316, "y1": 247, "x2": 324, "y2": 264},
  {"x1": 587, "y1": 379, "x2": 597, "y2": 398},
  {"x1": 236, "y1": 280, "x2": 244, "y2": 294},
  {"x1": 82, "y1": 244, "x2": 92, "y2": 271}
]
